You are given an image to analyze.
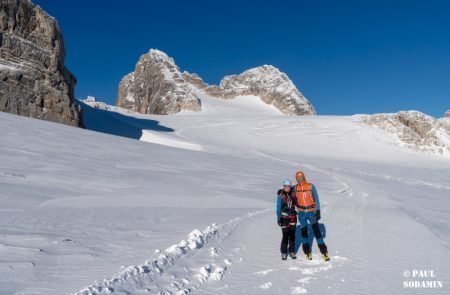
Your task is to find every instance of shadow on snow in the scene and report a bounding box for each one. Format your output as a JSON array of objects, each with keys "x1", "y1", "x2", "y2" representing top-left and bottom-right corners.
[
  {"x1": 294, "y1": 223, "x2": 326, "y2": 254},
  {"x1": 78, "y1": 101, "x2": 174, "y2": 140}
]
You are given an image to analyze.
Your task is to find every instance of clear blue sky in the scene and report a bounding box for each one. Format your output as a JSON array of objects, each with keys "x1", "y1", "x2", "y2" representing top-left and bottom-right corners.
[{"x1": 34, "y1": 0, "x2": 449, "y2": 117}]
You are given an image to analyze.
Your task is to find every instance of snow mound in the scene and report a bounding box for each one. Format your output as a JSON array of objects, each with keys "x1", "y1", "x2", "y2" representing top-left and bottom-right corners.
[{"x1": 79, "y1": 100, "x2": 202, "y2": 151}]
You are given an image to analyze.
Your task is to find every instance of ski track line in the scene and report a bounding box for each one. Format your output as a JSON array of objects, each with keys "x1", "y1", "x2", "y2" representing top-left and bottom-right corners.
[
  {"x1": 75, "y1": 209, "x2": 269, "y2": 295},
  {"x1": 350, "y1": 169, "x2": 450, "y2": 191},
  {"x1": 301, "y1": 163, "x2": 355, "y2": 198}
]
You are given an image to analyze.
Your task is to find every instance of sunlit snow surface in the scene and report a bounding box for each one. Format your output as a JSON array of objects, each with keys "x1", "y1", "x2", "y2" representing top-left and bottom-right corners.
[{"x1": 1, "y1": 94, "x2": 449, "y2": 294}]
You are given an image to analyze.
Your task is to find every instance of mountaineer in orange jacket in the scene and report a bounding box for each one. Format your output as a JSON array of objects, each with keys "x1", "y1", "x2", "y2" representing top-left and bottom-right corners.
[{"x1": 293, "y1": 171, "x2": 330, "y2": 261}]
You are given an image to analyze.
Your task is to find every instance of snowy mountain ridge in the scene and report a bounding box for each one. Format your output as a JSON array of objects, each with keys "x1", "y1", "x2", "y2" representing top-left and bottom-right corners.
[
  {"x1": 116, "y1": 49, "x2": 314, "y2": 115},
  {"x1": 84, "y1": 95, "x2": 450, "y2": 158},
  {"x1": 184, "y1": 65, "x2": 315, "y2": 115},
  {"x1": 356, "y1": 110, "x2": 450, "y2": 156}
]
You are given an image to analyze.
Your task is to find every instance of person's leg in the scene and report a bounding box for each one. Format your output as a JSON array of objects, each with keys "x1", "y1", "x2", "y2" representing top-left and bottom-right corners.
[
  {"x1": 298, "y1": 212, "x2": 311, "y2": 254},
  {"x1": 312, "y1": 222, "x2": 327, "y2": 249},
  {"x1": 308, "y1": 212, "x2": 328, "y2": 254},
  {"x1": 288, "y1": 225, "x2": 296, "y2": 254},
  {"x1": 301, "y1": 227, "x2": 311, "y2": 254},
  {"x1": 280, "y1": 228, "x2": 289, "y2": 254}
]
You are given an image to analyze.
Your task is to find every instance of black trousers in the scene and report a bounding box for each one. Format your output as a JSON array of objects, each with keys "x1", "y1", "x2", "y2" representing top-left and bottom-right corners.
[{"x1": 280, "y1": 225, "x2": 296, "y2": 254}]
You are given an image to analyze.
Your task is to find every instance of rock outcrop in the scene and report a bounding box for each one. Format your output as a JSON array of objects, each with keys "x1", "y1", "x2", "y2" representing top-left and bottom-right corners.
[
  {"x1": 445, "y1": 110, "x2": 450, "y2": 118},
  {"x1": 184, "y1": 65, "x2": 315, "y2": 115},
  {"x1": 0, "y1": 0, "x2": 81, "y2": 126},
  {"x1": 357, "y1": 111, "x2": 449, "y2": 156},
  {"x1": 116, "y1": 49, "x2": 201, "y2": 114},
  {"x1": 117, "y1": 49, "x2": 315, "y2": 116}
]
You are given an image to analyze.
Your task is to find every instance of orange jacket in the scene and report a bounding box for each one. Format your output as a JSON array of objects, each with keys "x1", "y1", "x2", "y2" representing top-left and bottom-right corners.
[{"x1": 294, "y1": 182, "x2": 320, "y2": 212}]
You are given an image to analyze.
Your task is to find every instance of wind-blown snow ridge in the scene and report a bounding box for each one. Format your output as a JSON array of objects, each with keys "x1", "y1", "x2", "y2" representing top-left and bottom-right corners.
[
  {"x1": 75, "y1": 225, "x2": 218, "y2": 295},
  {"x1": 75, "y1": 210, "x2": 268, "y2": 295}
]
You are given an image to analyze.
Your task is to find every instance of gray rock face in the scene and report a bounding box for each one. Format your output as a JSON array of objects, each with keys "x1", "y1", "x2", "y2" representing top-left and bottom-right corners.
[
  {"x1": 357, "y1": 111, "x2": 450, "y2": 156},
  {"x1": 182, "y1": 71, "x2": 208, "y2": 90},
  {"x1": 118, "y1": 49, "x2": 315, "y2": 116},
  {"x1": 117, "y1": 72, "x2": 135, "y2": 110},
  {"x1": 116, "y1": 49, "x2": 201, "y2": 114},
  {"x1": 0, "y1": 0, "x2": 81, "y2": 126},
  {"x1": 445, "y1": 110, "x2": 450, "y2": 118},
  {"x1": 183, "y1": 66, "x2": 315, "y2": 115}
]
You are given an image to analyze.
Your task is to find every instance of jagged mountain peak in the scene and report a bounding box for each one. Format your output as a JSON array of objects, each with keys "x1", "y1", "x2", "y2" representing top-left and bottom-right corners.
[
  {"x1": 117, "y1": 49, "x2": 316, "y2": 116},
  {"x1": 216, "y1": 64, "x2": 315, "y2": 115},
  {"x1": 147, "y1": 48, "x2": 171, "y2": 60},
  {"x1": 116, "y1": 49, "x2": 201, "y2": 114}
]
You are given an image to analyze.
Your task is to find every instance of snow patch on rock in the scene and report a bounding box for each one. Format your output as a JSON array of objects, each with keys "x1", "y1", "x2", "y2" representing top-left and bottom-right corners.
[
  {"x1": 355, "y1": 111, "x2": 450, "y2": 157},
  {"x1": 116, "y1": 49, "x2": 201, "y2": 115},
  {"x1": 184, "y1": 65, "x2": 315, "y2": 115}
]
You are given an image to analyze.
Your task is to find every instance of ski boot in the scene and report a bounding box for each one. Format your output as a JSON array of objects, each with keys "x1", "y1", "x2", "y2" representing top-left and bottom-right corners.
[
  {"x1": 289, "y1": 252, "x2": 297, "y2": 259},
  {"x1": 318, "y1": 243, "x2": 330, "y2": 261},
  {"x1": 305, "y1": 253, "x2": 312, "y2": 260},
  {"x1": 321, "y1": 253, "x2": 330, "y2": 261},
  {"x1": 282, "y1": 253, "x2": 288, "y2": 260}
]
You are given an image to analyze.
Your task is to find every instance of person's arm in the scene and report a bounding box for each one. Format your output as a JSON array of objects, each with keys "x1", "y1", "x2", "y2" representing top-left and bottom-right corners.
[
  {"x1": 312, "y1": 184, "x2": 320, "y2": 210},
  {"x1": 276, "y1": 195, "x2": 282, "y2": 220}
]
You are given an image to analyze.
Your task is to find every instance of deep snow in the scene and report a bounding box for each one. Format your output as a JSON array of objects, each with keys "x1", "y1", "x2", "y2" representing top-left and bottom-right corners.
[{"x1": 1, "y1": 94, "x2": 449, "y2": 294}]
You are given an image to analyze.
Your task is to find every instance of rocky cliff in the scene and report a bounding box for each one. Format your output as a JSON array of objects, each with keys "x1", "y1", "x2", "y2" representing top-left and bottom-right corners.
[
  {"x1": 116, "y1": 49, "x2": 201, "y2": 115},
  {"x1": 357, "y1": 111, "x2": 449, "y2": 156},
  {"x1": 0, "y1": 0, "x2": 81, "y2": 126},
  {"x1": 184, "y1": 65, "x2": 315, "y2": 115},
  {"x1": 117, "y1": 49, "x2": 315, "y2": 116}
]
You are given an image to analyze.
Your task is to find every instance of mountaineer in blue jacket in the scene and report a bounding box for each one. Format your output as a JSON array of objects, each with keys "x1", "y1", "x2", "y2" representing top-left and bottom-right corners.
[{"x1": 276, "y1": 179, "x2": 297, "y2": 260}]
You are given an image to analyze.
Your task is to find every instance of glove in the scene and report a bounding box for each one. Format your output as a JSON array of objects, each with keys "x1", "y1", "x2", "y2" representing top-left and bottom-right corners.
[
  {"x1": 277, "y1": 218, "x2": 282, "y2": 226},
  {"x1": 277, "y1": 189, "x2": 282, "y2": 195},
  {"x1": 316, "y1": 210, "x2": 321, "y2": 221}
]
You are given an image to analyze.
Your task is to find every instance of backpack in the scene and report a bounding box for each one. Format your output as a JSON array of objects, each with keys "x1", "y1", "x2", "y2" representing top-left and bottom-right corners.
[{"x1": 295, "y1": 183, "x2": 316, "y2": 211}]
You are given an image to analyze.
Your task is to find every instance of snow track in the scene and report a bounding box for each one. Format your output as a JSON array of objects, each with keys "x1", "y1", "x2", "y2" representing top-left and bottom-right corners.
[
  {"x1": 76, "y1": 210, "x2": 268, "y2": 295},
  {"x1": 2, "y1": 94, "x2": 450, "y2": 295}
]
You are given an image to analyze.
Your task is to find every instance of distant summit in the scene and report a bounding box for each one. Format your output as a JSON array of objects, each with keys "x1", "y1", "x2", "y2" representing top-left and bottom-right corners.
[
  {"x1": 184, "y1": 65, "x2": 315, "y2": 115},
  {"x1": 117, "y1": 49, "x2": 315, "y2": 115},
  {"x1": 116, "y1": 49, "x2": 201, "y2": 115}
]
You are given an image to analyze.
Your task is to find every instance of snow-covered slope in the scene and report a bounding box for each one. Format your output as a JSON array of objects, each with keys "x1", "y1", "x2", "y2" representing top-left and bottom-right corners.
[{"x1": 1, "y1": 95, "x2": 449, "y2": 295}]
